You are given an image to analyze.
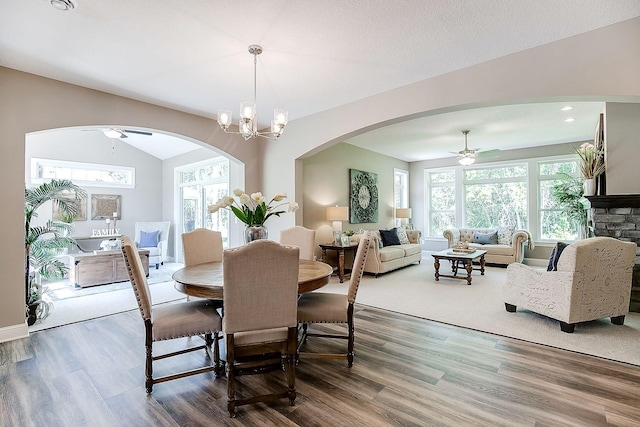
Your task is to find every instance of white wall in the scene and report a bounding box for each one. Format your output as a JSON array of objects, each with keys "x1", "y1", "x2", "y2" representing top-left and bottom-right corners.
[
  {"x1": 263, "y1": 17, "x2": 640, "y2": 243},
  {"x1": 26, "y1": 129, "x2": 163, "y2": 242}
]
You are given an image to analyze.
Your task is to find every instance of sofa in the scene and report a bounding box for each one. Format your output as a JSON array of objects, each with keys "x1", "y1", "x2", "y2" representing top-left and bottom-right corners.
[
  {"x1": 443, "y1": 227, "x2": 532, "y2": 265},
  {"x1": 504, "y1": 237, "x2": 636, "y2": 333},
  {"x1": 351, "y1": 228, "x2": 422, "y2": 276}
]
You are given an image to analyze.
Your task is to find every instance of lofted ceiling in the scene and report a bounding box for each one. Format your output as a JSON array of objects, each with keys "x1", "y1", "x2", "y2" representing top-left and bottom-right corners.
[{"x1": 2, "y1": 1, "x2": 639, "y2": 161}]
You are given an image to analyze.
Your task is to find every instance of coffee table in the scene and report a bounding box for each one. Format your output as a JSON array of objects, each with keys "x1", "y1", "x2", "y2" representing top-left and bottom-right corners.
[{"x1": 431, "y1": 249, "x2": 487, "y2": 285}]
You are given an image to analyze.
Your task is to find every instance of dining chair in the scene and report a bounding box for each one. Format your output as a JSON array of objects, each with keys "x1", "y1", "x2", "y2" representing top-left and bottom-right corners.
[
  {"x1": 297, "y1": 231, "x2": 371, "y2": 367},
  {"x1": 181, "y1": 228, "x2": 223, "y2": 266},
  {"x1": 222, "y1": 239, "x2": 300, "y2": 417},
  {"x1": 120, "y1": 235, "x2": 222, "y2": 393},
  {"x1": 280, "y1": 225, "x2": 316, "y2": 261}
]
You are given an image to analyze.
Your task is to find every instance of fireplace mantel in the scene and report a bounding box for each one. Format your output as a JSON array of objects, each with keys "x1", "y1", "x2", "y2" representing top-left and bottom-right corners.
[{"x1": 586, "y1": 194, "x2": 640, "y2": 208}]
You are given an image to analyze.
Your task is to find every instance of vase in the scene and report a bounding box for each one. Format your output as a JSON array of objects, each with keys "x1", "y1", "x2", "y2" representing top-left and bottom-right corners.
[
  {"x1": 583, "y1": 178, "x2": 596, "y2": 196},
  {"x1": 245, "y1": 224, "x2": 268, "y2": 243}
]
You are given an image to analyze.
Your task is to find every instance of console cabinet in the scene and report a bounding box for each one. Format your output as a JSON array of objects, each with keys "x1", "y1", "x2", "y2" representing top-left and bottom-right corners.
[{"x1": 68, "y1": 249, "x2": 149, "y2": 288}]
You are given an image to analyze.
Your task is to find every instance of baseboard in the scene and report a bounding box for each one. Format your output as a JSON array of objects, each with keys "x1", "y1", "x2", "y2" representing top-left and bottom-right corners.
[{"x1": 0, "y1": 322, "x2": 29, "y2": 343}]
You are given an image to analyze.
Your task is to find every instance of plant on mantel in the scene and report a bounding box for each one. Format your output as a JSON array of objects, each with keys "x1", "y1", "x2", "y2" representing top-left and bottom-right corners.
[{"x1": 25, "y1": 179, "x2": 86, "y2": 325}]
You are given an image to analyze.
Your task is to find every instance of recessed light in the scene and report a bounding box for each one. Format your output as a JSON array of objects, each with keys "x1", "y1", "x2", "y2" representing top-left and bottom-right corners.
[
  {"x1": 561, "y1": 106, "x2": 573, "y2": 111},
  {"x1": 565, "y1": 118, "x2": 575, "y2": 122},
  {"x1": 49, "y1": 0, "x2": 75, "y2": 11}
]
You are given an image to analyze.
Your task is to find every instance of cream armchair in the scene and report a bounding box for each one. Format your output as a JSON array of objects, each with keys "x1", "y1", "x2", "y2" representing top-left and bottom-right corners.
[
  {"x1": 135, "y1": 221, "x2": 171, "y2": 269},
  {"x1": 504, "y1": 237, "x2": 636, "y2": 333}
]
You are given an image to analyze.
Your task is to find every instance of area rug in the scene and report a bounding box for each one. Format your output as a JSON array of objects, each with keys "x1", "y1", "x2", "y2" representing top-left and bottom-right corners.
[{"x1": 320, "y1": 254, "x2": 640, "y2": 366}]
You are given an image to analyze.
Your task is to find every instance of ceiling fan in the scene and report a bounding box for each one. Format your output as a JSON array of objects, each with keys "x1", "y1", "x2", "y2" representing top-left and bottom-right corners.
[
  {"x1": 83, "y1": 128, "x2": 153, "y2": 139},
  {"x1": 100, "y1": 128, "x2": 153, "y2": 139},
  {"x1": 451, "y1": 130, "x2": 500, "y2": 165}
]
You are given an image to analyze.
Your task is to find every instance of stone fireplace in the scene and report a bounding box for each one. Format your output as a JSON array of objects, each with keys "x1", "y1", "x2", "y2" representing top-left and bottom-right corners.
[{"x1": 587, "y1": 195, "x2": 640, "y2": 312}]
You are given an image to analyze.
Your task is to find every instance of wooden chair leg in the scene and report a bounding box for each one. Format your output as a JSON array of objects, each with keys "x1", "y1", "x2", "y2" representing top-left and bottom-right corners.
[
  {"x1": 287, "y1": 327, "x2": 297, "y2": 405},
  {"x1": 226, "y1": 335, "x2": 236, "y2": 418},
  {"x1": 347, "y1": 305, "x2": 355, "y2": 367},
  {"x1": 145, "y1": 343, "x2": 153, "y2": 393}
]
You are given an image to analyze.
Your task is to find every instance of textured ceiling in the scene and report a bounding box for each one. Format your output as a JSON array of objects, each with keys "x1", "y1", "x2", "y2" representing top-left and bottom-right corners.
[{"x1": 2, "y1": 1, "x2": 639, "y2": 160}]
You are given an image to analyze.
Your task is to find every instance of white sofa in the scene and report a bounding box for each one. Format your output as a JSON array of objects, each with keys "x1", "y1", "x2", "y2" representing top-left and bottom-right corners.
[
  {"x1": 443, "y1": 227, "x2": 532, "y2": 265},
  {"x1": 351, "y1": 229, "x2": 422, "y2": 276},
  {"x1": 504, "y1": 237, "x2": 636, "y2": 333}
]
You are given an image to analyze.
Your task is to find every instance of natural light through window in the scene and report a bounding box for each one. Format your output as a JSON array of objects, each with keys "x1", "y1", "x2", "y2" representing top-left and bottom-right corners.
[{"x1": 31, "y1": 158, "x2": 135, "y2": 188}]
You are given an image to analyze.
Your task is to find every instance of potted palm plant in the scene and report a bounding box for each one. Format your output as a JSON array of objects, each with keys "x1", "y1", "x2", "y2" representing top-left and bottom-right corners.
[
  {"x1": 550, "y1": 173, "x2": 591, "y2": 239},
  {"x1": 25, "y1": 179, "x2": 86, "y2": 325}
]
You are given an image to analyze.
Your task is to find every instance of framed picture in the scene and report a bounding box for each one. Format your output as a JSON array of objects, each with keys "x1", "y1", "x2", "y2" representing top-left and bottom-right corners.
[
  {"x1": 349, "y1": 169, "x2": 378, "y2": 224},
  {"x1": 91, "y1": 194, "x2": 121, "y2": 220},
  {"x1": 341, "y1": 235, "x2": 350, "y2": 246},
  {"x1": 52, "y1": 191, "x2": 87, "y2": 221}
]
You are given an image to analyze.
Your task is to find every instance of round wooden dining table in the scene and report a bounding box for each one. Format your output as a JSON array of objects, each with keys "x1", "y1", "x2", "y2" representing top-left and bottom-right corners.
[{"x1": 172, "y1": 259, "x2": 334, "y2": 299}]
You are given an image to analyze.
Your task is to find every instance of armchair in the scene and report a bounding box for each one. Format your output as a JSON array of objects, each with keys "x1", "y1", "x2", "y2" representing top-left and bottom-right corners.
[
  {"x1": 504, "y1": 237, "x2": 636, "y2": 333},
  {"x1": 135, "y1": 221, "x2": 170, "y2": 269}
]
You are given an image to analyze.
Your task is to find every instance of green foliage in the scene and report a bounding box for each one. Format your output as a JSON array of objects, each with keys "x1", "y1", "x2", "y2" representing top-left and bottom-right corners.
[
  {"x1": 25, "y1": 179, "x2": 87, "y2": 311},
  {"x1": 549, "y1": 174, "x2": 589, "y2": 237}
]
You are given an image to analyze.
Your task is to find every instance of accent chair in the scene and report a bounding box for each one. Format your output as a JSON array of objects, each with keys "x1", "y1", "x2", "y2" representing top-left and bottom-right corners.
[{"x1": 504, "y1": 236, "x2": 636, "y2": 333}]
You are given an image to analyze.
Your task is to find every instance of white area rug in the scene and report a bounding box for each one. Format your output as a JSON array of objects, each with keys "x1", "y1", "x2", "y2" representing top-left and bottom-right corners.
[
  {"x1": 320, "y1": 254, "x2": 640, "y2": 366},
  {"x1": 31, "y1": 254, "x2": 640, "y2": 366},
  {"x1": 29, "y1": 281, "x2": 186, "y2": 332}
]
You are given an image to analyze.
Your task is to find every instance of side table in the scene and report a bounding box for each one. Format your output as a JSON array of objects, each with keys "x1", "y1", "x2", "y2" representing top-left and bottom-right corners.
[{"x1": 318, "y1": 242, "x2": 359, "y2": 283}]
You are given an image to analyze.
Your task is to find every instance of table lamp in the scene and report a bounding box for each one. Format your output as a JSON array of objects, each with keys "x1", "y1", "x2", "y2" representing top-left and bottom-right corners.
[
  {"x1": 327, "y1": 205, "x2": 349, "y2": 233},
  {"x1": 395, "y1": 207, "x2": 412, "y2": 226}
]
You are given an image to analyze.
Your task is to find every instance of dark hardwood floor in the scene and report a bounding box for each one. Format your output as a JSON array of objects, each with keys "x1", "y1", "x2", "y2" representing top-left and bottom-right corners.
[{"x1": 2, "y1": 305, "x2": 640, "y2": 426}]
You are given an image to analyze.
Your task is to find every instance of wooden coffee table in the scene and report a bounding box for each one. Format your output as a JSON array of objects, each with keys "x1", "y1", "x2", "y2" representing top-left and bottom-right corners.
[{"x1": 431, "y1": 249, "x2": 487, "y2": 286}]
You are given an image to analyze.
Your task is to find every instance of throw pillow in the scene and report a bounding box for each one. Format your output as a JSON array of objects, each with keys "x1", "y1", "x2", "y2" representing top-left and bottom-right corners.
[
  {"x1": 372, "y1": 230, "x2": 383, "y2": 248},
  {"x1": 546, "y1": 241, "x2": 569, "y2": 271},
  {"x1": 474, "y1": 230, "x2": 498, "y2": 245},
  {"x1": 496, "y1": 226, "x2": 515, "y2": 245},
  {"x1": 396, "y1": 226, "x2": 410, "y2": 244},
  {"x1": 379, "y1": 228, "x2": 401, "y2": 247},
  {"x1": 139, "y1": 230, "x2": 160, "y2": 248}
]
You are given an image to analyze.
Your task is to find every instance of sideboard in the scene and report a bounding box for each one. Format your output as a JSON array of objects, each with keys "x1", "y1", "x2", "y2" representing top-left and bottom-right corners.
[{"x1": 68, "y1": 249, "x2": 149, "y2": 288}]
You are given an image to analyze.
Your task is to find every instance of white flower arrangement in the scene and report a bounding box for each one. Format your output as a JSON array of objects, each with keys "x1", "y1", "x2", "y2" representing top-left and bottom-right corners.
[{"x1": 208, "y1": 189, "x2": 298, "y2": 226}]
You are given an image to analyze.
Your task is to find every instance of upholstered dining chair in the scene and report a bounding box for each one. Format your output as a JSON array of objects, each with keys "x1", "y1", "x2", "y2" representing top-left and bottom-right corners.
[
  {"x1": 182, "y1": 228, "x2": 223, "y2": 266},
  {"x1": 222, "y1": 239, "x2": 300, "y2": 417},
  {"x1": 297, "y1": 231, "x2": 371, "y2": 367},
  {"x1": 120, "y1": 235, "x2": 222, "y2": 393},
  {"x1": 280, "y1": 225, "x2": 316, "y2": 261}
]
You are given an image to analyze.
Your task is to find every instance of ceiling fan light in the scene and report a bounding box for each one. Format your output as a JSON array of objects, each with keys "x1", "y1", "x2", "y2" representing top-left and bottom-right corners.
[
  {"x1": 458, "y1": 155, "x2": 476, "y2": 166},
  {"x1": 103, "y1": 129, "x2": 122, "y2": 139},
  {"x1": 50, "y1": 0, "x2": 75, "y2": 11}
]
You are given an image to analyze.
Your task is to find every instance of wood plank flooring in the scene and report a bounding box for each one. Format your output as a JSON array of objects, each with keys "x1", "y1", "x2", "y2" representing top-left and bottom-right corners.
[{"x1": 1, "y1": 305, "x2": 640, "y2": 426}]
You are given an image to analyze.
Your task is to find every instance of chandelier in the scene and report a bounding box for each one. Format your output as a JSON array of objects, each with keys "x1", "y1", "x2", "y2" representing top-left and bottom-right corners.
[{"x1": 217, "y1": 45, "x2": 288, "y2": 141}]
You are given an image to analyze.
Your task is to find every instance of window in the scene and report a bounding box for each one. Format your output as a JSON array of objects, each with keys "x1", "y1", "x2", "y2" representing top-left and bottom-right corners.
[
  {"x1": 427, "y1": 170, "x2": 456, "y2": 237},
  {"x1": 177, "y1": 157, "x2": 230, "y2": 246},
  {"x1": 538, "y1": 160, "x2": 580, "y2": 240},
  {"x1": 31, "y1": 158, "x2": 135, "y2": 188},
  {"x1": 394, "y1": 169, "x2": 409, "y2": 209},
  {"x1": 425, "y1": 156, "x2": 579, "y2": 242}
]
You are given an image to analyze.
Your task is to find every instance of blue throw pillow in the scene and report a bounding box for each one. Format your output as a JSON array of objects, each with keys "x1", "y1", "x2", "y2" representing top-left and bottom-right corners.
[
  {"x1": 547, "y1": 241, "x2": 568, "y2": 271},
  {"x1": 139, "y1": 230, "x2": 160, "y2": 248},
  {"x1": 379, "y1": 228, "x2": 401, "y2": 247},
  {"x1": 474, "y1": 231, "x2": 498, "y2": 245}
]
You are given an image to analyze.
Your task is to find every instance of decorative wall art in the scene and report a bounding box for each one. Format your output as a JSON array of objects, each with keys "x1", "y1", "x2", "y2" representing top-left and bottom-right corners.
[
  {"x1": 349, "y1": 169, "x2": 378, "y2": 223},
  {"x1": 594, "y1": 113, "x2": 606, "y2": 196},
  {"x1": 91, "y1": 194, "x2": 121, "y2": 220},
  {"x1": 52, "y1": 191, "x2": 87, "y2": 221}
]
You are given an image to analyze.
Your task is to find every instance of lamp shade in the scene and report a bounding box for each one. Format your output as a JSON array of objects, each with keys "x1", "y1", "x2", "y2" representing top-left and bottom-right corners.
[
  {"x1": 395, "y1": 208, "x2": 412, "y2": 219},
  {"x1": 326, "y1": 206, "x2": 348, "y2": 221}
]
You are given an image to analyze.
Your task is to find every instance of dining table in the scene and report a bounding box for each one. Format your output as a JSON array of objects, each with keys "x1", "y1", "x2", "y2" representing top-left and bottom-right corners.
[{"x1": 172, "y1": 259, "x2": 334, "y2": 299}]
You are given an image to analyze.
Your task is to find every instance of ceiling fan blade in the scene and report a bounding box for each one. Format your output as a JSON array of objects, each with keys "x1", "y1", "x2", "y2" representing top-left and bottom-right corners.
[{"x1": 123, "y1": 129, "x2": 153, "y2": 136}]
